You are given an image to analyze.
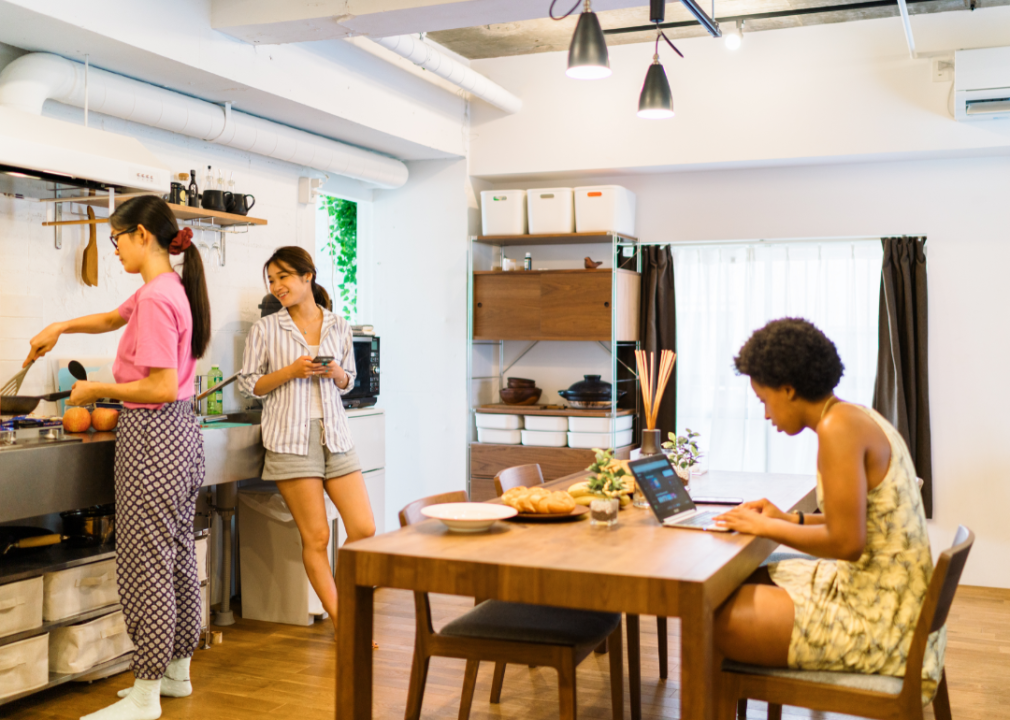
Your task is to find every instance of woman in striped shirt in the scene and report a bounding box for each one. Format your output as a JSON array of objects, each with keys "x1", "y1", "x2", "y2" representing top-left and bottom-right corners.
[{"x1": 239, "y1": 246, "x2": 375, "y2": 637}]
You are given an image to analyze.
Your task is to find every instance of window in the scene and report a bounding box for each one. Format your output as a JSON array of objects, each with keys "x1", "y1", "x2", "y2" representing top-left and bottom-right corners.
[
  {"x1": 316, "y1": 196, "x2": 358, "y2": 322},
  {"x1": 673, "y1": 239, "x2": 883, "y2": 474}
]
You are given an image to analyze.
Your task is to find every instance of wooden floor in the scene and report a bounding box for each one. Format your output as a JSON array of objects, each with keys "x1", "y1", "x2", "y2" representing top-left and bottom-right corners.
[{"x1": 6, "y1": 586, "x2": 1010, "y2": 720}]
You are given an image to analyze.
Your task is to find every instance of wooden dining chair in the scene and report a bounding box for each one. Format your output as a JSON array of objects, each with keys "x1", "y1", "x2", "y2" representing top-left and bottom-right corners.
[
  {"x1": 493, "y1": 463, "x2": 545, "y2": 496},
  {"x1": 398, "y1": 491, "x2": 637, "y2": 720},
  {"x1": 719, "y1": 525, "x2": 974, "y2": 720}
]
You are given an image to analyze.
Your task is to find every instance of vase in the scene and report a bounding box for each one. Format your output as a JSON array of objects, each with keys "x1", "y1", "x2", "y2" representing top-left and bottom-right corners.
[
  {"x1": 674, "y1": 463, "x2": 692, "y2": 492},
  {"x1": 589, "y1": 497, "x2": 620, "y2": 527}
]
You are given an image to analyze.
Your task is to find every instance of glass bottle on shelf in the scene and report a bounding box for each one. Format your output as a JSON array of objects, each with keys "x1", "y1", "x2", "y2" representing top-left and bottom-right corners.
[{"x1": 187, "y1": 169, "x2": 199, "y2": 207}]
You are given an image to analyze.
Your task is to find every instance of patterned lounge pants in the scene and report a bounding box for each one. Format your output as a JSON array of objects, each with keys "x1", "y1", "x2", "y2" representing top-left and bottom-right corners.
[{"x1": 114, "y1": 400, "x2": 205, "y2": 680}]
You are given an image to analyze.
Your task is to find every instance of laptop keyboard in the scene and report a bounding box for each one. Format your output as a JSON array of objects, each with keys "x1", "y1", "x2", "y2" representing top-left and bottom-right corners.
[{"x1": 673, "y1": 510, "x2": 722, "y2": 528}]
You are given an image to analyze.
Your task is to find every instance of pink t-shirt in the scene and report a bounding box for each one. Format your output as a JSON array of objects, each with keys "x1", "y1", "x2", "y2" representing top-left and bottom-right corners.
[{"x1": 113, "y1": 272, "x2": 196, "y2": 410}]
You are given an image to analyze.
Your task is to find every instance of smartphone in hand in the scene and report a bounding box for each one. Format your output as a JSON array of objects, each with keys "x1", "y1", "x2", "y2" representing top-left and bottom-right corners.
[{"x1": 313, "y1": 356, "x2": 335, "y2": 366}]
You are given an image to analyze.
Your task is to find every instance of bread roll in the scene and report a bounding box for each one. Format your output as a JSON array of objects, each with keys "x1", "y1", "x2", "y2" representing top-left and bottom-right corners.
[{"x1": 501, "y1": 486, "x2": 576, "y2": 514}]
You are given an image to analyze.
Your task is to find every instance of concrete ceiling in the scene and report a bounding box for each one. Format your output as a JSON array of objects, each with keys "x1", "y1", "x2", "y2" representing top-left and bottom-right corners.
[{"x1": 428, "y1": 0, "x2": 1009, "y2": 59}]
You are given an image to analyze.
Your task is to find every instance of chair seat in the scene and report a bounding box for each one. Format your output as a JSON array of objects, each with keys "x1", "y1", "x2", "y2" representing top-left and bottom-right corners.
[
  {"x1": 722, "y1": 660, "x2": 904, "y2": 696},
  {"x1": 440, "y1": 600, "x2": 621, "y2": 647}
]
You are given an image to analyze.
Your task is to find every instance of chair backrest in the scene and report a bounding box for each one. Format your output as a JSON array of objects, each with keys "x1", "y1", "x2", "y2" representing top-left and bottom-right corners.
[
  {"x1": 494, "y1": 464, "x2": 544, "y2": 497},
  {"x1": 398, "y1": 490, "x2": 469, "y2": 528},
  {"x1": 900, "y1": 525, "x2": 974, "y2": 704}
]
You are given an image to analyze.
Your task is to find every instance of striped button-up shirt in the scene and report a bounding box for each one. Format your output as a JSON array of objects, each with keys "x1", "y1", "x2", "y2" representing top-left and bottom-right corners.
[{"x1": 238, "y1": 306, "x2": 357, "y2": 456}]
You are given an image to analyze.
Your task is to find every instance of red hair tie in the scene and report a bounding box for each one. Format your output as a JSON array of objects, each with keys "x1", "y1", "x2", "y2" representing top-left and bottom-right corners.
[{"x1": 169, "y1": 227, "x2": 193, "y2": 255}]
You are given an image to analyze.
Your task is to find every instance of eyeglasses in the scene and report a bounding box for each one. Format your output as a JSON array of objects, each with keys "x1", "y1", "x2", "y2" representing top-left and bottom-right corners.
[{"x1": 109, "y1": 226, "x2": 136, "y2": 250}]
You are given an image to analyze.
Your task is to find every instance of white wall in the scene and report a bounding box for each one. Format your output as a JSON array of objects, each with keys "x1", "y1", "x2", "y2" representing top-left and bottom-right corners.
[
  {"x1": 369, "y1": 158, "x2": 476, "y2": 530},
  {"x1": 482, "y1": 155, "x2": 1010, "y2": 589},
  {"x1": 469, "y1": 7, "x2": 1010, "y2": 179},
  {"x1": 0, "y1": 98, "x2": 316, "y2": 419}
]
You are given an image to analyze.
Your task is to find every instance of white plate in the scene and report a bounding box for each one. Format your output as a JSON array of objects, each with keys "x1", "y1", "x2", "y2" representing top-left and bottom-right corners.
[{"x1": 420, "y1": 503, "x2": 518, "y2": 533}]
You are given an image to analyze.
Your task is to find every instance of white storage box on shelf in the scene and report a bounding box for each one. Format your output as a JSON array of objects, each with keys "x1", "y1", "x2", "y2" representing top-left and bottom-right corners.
[
  {"x1": 574, "y1": 185, "x2": 637, "y2": 236},
  {"x1": 568, "y1": 415, "x2": 635, "y2": 433},
  {"x1": 480, "y1": 190, "x2": 527, "y2": 235},
  {"x1": 0, "y1": 577, "x2": 43, "y2": 639},
  {"x1": 476, "y1": 428, "x2": 522, "y2": 445},
  {"x1": 521, "y1": 430, "x2": 568, "y2": 447},
  {"x1": 527, "y1": 188, "x2": 574, "y2": 234},
  {"x1": 238, "y1": 483, "x2": 335, "y2": 626},
  {"x1": 48, "y1": 611, "x2": 133, "y2": 675},
  {"x1": 0, "y1": 634, "x2": 48, "y2": 700},
  {"x1": 42, "y1": 560, "x2": 119, "y2": 622},
  {"x1": 567, "y1": 429, "x2": 634, "y2": 449},
  {"x1": 475, "y1": 413, "x2": 524, "y2": 430},
  {"x1": 523, "y1": 415, "x2": 569, "y2": 432}
]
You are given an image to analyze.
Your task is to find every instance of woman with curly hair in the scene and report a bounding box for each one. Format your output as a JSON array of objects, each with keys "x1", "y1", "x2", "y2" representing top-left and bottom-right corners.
[{"x1": 713, "y1": 318, "x2": 945, "y2": 703}]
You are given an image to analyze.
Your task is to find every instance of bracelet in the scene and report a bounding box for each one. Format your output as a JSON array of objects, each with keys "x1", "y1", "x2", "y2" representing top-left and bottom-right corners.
[{"x1": 797, "y1": 511, "x2": 805, "y2": 525}]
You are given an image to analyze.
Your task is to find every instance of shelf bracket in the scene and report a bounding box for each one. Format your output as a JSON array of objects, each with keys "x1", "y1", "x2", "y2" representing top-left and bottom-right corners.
[{"x1": 598, "y1": 341, "x2": 639, "y2": 377}]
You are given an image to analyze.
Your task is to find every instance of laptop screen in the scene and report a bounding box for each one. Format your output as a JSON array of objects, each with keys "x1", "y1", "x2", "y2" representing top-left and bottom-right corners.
[{"x1": 629, "y1": 456, "x2": 697, "y2": 522}]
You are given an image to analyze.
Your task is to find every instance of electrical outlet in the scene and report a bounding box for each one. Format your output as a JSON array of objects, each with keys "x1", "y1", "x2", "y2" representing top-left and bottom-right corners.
[
  {"x1": 622, "y1": 246, "x2": 634, "y2": 257},
  {"x1": 932, "y1": 56, "x2": 954, "y2": 83}
]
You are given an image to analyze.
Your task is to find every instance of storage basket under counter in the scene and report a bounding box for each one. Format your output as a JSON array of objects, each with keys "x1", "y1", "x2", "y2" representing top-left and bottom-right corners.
[{"x1": 0, "y1": 529, "x2": 211, "y2": 705}]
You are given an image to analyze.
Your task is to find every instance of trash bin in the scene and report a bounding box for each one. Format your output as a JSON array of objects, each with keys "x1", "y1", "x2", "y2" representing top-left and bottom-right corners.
[{"x1": 238, "y1": 482, "x2": 337, "y2": 626}]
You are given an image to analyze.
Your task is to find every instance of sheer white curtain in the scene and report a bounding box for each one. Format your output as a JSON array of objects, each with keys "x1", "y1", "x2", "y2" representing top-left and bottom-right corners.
[{"x1": 673, "y1": 240, "x2": 882, "y2": 474}]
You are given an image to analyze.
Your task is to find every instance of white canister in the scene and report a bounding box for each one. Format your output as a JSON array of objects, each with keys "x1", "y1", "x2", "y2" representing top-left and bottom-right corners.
[
  {"x1": 476, "y1": 428, "x2": 522, "y2": 445},
  {"x1": 568, "y1": 415, "x2": 635, "y2": 433},
  {"x1": 475, "y1": 413, "x2": 524, "y2": 430},
  {"x1": 521, "y1": 430, "x2": 568, "y2": 447}
]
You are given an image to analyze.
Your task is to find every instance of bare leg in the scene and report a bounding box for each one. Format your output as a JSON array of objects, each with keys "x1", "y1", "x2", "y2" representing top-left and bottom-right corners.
[
  {"x1": 274, "y1": 477, "x2": 338, "y2": 622},
  {"x1": 714, "y1": 581, "x2": 794, "y2": 667},
  {"x1": 323, "y1": 471, "x2": 376, "y2": 636}
]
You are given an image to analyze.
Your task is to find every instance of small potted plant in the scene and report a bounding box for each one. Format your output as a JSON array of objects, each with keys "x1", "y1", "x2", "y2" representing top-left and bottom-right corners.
[
  {"x1": 662, "y1": 429, "x2": 703, "y2": 486},
  {"x1": 585, "y1": 448, "x2": 628, "y2": 527}
]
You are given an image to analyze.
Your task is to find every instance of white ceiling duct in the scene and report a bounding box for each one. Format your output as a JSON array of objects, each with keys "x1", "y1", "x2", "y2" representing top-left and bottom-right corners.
[
  {"x1": 0, "y1": 53, "x2": 409, "y2": 189},
  {"x1": 372, "y1": 35, "x2": 522, "y2": 115}
]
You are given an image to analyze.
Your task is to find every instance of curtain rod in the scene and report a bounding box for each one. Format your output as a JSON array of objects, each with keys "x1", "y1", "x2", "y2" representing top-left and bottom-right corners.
[{"x1": 621, "y1": 236, "x2": 886, "y2": 247}]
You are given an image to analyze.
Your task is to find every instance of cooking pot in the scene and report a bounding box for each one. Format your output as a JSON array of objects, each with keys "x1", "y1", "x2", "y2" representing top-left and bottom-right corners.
[
  {"x1": 558, "y1": 375, "x2": 626, "y2": 402},
  {"x1": 61, "y1": 505, "x2": 115, "y2": 546}
]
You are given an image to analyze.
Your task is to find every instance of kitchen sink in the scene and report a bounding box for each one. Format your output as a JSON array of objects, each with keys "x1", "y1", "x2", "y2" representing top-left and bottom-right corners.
[{"x1": 200, "y1": 410, "x2": 264, "y2": 487}]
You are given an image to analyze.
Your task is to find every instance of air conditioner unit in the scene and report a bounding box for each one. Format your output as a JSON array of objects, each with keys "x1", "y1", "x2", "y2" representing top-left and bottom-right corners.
[{"x1": 954, "y1": 46, "x2": 1010, "y2": 121}]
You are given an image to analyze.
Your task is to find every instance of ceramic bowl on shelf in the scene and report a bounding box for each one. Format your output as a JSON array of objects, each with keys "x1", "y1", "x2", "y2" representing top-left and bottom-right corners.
[
  {"x1": 421, "y1": 503, "x2": 517, "y2": 532},
  {"x1": 500, "y1": 387, "x2": 543, "y2": 405},
  {"x1": 506, "y1": 377, "x2": 536, "y2": 388}
]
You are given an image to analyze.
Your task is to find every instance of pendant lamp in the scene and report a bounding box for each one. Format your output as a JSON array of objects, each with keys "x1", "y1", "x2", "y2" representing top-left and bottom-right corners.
[
  {"x1": 566, "y1": 1, "x2": 611, "y2": 79},
  {"x1": 637, "y1": 58, "x2": 674, "y2": 119}
]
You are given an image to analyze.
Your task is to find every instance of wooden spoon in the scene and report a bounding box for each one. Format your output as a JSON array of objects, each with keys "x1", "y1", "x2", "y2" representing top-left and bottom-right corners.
[{"x1": 82, "y1": 205, "x2": 98, "y2": 286}]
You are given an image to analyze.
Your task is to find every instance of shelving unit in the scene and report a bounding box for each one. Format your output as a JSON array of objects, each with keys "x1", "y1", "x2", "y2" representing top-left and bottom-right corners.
[
  {"x1": 37, "y1": 190, "x2": 266, "y2": 266},
  {"x1": 467, "y1": 232, "x2": 644, "y2": 500}
]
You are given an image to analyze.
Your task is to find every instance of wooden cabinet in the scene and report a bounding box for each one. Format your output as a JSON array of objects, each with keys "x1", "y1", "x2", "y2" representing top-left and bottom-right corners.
[
  {"x1": 473, "y1": 269, "x2": 640, "y2": 341},
  {"x1": 470, "y1": 443, "x2": 633, "y2": 500}
]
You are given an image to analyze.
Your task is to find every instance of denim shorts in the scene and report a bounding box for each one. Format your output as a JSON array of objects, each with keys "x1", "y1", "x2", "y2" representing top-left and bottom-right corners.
[{"x1": 261, "y1": 420, "x2": 361, "y2": 481}]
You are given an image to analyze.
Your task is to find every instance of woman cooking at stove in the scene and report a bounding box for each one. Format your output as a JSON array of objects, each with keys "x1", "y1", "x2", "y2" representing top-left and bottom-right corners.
[
  {"x1": 24, "y1": 195, "x2": 210, "y2": 720},
  {"x1": 238, "y1": 246, "x2": 376, "y2": 639}
]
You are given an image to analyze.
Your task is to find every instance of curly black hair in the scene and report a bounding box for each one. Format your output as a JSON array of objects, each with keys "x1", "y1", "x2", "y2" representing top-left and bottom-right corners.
[{"x1": 733, "y1": 318, "x2": 844, "y2": 401}]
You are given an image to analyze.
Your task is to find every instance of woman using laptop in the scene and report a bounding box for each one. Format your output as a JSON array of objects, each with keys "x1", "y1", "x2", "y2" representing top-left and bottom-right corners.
[{"x1": 712, "y1": 318, "x2": 944, "y2": 703}]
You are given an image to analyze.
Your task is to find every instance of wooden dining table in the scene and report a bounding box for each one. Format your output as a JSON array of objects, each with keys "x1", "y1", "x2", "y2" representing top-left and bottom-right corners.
[{"x1": 336, "y1": 469, "x2": 818, "y2": 720}]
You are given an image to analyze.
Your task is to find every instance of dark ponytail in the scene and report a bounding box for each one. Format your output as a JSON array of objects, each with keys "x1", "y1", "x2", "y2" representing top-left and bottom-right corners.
[
  {"x1": 110, "y1": 196, "x2": 212, "y2": 358},
  {"x1": 263, "y1": 246, "x2": 331, "y2": 311}
]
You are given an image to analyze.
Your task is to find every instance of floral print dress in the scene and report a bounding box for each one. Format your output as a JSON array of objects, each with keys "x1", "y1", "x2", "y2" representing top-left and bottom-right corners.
[{"x1": 767, "y1": 405, "x2": 946, "y2": 703}]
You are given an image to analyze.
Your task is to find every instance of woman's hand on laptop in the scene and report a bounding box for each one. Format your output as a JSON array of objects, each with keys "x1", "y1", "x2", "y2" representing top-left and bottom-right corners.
[{"x1": 714, "y1": 498, "x2": 785, "y2": 534}]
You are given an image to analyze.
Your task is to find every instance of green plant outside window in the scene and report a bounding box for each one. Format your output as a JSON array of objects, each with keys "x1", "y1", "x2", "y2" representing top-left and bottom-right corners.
[{"x1": 322, "y1": 196, "x2": 357, "y2": 322}]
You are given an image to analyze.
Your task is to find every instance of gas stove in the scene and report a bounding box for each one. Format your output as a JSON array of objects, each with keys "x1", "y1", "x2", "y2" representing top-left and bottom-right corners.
[{"x1": 0, "y1": 418, "x2": 83, "y2": 451}]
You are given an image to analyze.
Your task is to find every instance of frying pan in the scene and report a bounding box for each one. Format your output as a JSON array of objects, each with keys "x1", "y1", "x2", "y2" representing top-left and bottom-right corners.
[
  {"x1": 0, "y1": 391, "x2": 72, "y2": 415},
  {"x1": 1, "y1": 507, "x2": 115, "y2": 555}
]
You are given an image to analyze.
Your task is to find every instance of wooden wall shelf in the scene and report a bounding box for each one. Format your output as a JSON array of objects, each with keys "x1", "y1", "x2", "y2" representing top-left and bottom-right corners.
[
  {"x1": 477, "y1": 404, "x2": 634, "y2": 418},
  {"x1": 475, "y1": 232, "x2": 637, "y2": 246},
  {"x1": 39, "y1": 193, "x2": 267, "y2": 228}
]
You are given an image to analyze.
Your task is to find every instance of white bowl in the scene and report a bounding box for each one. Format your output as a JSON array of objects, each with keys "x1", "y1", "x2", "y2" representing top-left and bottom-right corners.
[{"x1": 420, "y1": 503, "x2": 517, "y2": 533}]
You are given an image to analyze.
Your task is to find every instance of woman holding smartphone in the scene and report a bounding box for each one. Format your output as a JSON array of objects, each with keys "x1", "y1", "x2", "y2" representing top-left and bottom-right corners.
[
  {"x1": 239, "y1": 246, "x2": 376, "y2": 638},
  {"x1": 25, "y1": 196, "x2": 210, "y2": 720}
]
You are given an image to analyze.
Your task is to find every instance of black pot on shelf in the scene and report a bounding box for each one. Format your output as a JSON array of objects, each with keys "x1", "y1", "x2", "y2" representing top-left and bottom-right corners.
[{"x1": 558, "y1": 375, "x2": 625, "y2": 402}]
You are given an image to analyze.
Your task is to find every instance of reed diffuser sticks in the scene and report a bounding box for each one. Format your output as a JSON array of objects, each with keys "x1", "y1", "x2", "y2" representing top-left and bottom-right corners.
[{"x1": 635, "y1": 349, "x2": 677, "y2": 431}]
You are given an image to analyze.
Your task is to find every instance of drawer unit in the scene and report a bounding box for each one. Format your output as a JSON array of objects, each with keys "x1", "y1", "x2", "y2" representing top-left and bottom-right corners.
[
  {"x1": 43, "y1": 560, "x2": 119, "y2": 622},
  {"x1": 348, "y1": 411, "x2": 385, "y2": 474},
  {"x1": 0, "y1": 634, "x2": 48, "y2": 700},
  {"x1": 473, "y1": 270, "x2": 640, "y2": 342},
  {"x1": 49, "y1": 611, "x2": 133, "y2": 675},
  {"x1": 0, "y1": 578, "x2": 42, "y2": 639}
]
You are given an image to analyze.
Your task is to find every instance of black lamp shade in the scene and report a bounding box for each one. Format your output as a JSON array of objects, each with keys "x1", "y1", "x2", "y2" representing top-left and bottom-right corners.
[
  {"x1": 638, "y1": 62, "x2": 674, "y2": 119},
  {"x1": 566, "y1": 11, "x2": 611, "y2": 79}
]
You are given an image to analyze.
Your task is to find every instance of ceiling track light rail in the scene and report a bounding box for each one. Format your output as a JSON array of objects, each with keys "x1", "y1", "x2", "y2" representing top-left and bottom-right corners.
[{"x1": 605, "y1": 0, "x2": 936, "y2": 35}]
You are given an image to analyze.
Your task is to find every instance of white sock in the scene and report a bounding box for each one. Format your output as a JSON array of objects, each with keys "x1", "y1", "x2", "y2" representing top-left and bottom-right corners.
[
  {"x1": 117, "y1": 658, "x2": 191, "y2": 699},
  {"x1": 83, "y1": 678, "x2": 162, "y2": 720}
]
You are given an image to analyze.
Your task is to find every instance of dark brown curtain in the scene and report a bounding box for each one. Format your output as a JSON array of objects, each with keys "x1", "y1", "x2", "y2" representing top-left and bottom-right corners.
[
  {"x1": 638, "y1": 246, "x2": 677, "y2": 437},
  {"x1": 873, "y1": 237, "x2": 932, "y2": 517}
]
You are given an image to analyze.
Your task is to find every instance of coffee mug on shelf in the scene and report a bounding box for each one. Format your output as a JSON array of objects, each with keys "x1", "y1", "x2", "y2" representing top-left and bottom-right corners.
[
  {"x1": 201, "y1": 190, "x2": 231, "y2": 212},
  {"x1": 226, "y1": 193, "x2": 256, "y2": 216}
]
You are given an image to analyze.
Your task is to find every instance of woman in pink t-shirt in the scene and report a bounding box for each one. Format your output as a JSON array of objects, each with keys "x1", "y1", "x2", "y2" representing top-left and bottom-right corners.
[{"x1": 25, "y1": 196, "x2": 211, "y2": 720}]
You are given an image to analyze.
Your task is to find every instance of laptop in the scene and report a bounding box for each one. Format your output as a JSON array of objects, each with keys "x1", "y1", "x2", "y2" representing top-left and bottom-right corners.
[{"x1": 628, "y1": 456, "x2": 731, "y2": 532}]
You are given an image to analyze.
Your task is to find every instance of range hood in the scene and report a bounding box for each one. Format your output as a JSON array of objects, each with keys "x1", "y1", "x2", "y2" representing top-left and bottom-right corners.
[{"x1": 0, "y1": 106, "x2": 169, "y2": 193}]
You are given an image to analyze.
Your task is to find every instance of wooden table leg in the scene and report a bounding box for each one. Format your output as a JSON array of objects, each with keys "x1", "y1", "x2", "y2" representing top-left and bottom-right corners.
[
  {"x1": 336, "y1": 551, "x2": 374, "y2": 720},
  {"x1": 679, "y1": 592, "x2": 715, "y2": 720},
  {"x1": 625, "y1": 614, "x2": 641, "y2": 720}
]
